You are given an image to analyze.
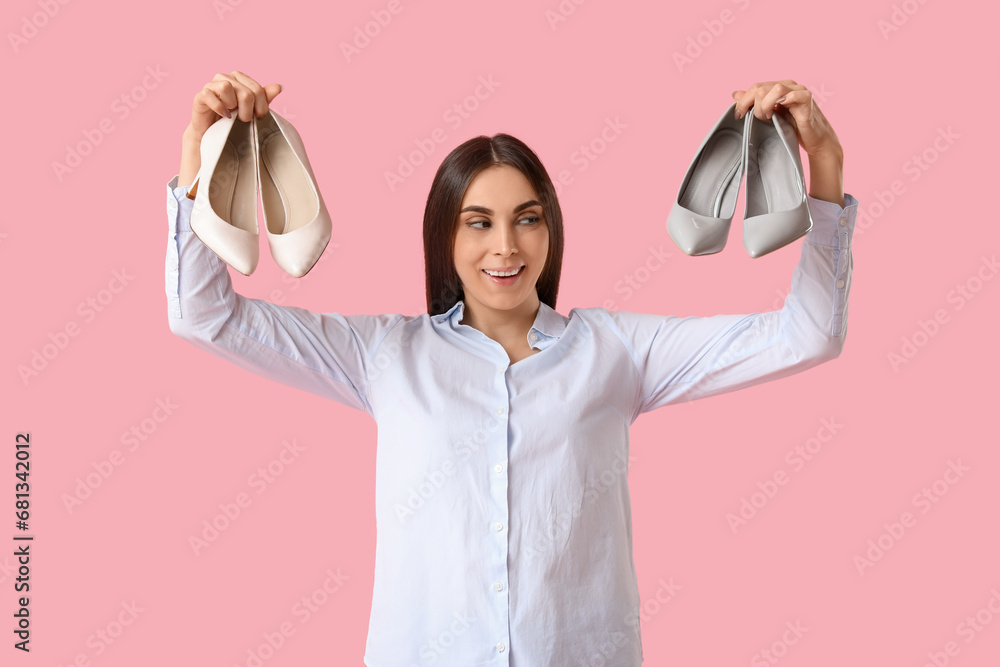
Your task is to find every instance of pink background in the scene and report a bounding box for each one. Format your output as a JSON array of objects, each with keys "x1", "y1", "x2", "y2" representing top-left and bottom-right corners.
[{"x1": 5, "y1": 0, "x2": 999, "y2": 665}]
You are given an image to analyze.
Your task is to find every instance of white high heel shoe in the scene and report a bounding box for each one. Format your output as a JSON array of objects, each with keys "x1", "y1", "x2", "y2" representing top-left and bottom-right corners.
[
  {"x1": 255, "y1": 110, "x2": 332, "y2": 278},
  {"x1": 189, "y1": 115, "x2": 260, "y2": 275}
]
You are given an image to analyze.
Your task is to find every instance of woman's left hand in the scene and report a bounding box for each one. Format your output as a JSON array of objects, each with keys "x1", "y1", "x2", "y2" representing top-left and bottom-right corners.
[
  {"x1": 732, "y1": 80, "x2": 842, "y2": 161},
  {"x1": 732, "y1": 80, "x2": 845, "y2": 206}
]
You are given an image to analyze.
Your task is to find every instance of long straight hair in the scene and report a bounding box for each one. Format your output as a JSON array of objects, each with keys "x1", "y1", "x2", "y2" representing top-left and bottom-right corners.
[{"x1": 423, "y1": 133, "x2": 565, "y2": 316}]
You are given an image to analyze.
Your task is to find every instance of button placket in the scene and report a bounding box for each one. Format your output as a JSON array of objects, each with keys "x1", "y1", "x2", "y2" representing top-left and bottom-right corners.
[
  {"x1": 831, "y1": 225, "x2": 850, "y2": 335},
  {"x1": 166, "y1": 187, "x2": 182, "y2": 316},
  {"x1": 486, "y1": 376, "x2": 511, "y2": 660}
]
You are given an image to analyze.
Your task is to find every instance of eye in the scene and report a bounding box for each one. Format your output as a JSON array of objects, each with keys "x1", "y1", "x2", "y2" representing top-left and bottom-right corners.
[{"x1": 466, "y1": 214, "x2": 542, "y2": 229}]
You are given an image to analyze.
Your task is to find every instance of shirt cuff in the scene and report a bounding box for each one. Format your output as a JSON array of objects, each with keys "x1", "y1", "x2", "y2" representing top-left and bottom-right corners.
[
  {"x1": 165, "y1": 173, "x2": 195, "y2": 319},
  {"x1": 804, "y1": 192, "x2": 859, "y2": 249},
  {"x1": 166, "y1": 173, "x2": 194, "y2": 233}
]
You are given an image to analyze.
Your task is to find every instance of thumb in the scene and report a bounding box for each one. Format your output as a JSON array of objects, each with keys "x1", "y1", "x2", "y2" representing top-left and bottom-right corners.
[{"x1": 264, "y1": 83, "x2": 282, "y2": 105}]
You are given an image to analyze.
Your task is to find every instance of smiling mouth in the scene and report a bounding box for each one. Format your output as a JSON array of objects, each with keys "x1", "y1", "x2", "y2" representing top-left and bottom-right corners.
[{"x1": 483, "y1": 266, "x2": 525, "y2": 277}]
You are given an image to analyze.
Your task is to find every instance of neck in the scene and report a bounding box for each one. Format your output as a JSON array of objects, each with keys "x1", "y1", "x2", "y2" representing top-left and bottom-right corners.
[{"x1": 459, "y1": 295, "x2": 541, "y2": 345}]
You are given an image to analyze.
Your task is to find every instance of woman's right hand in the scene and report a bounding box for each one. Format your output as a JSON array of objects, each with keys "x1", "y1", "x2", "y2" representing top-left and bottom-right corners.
[
  {"x1": 189, "y1": 70, "x2": 282, "y2": 139},
  {"x1": 179, "y1": 71, "x2": 282, "y2": 186}
]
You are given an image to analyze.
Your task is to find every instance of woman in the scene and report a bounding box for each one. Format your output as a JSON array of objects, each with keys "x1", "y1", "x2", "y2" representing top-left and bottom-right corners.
[{"x1": 166, "y1": 71, "x2": 857, "y2": 666}]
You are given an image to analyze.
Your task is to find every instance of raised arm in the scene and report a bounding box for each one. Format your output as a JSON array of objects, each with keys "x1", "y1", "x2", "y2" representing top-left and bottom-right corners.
[
  {"x1": 605, "y1": 81, "x2": 855, "y2": 417},
  {"x1": 605, "y1": 190, "x2": 856, "y2": 417},
  {"x1": 166, "y1": 71, "x2": 402, "y2": 417},
  {"x1": 165, "y1": 176, "x2": 401, "y2": 416}
]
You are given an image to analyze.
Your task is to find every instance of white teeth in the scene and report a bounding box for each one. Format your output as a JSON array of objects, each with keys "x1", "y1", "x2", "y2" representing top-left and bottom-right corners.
[{"x1": 484, "y1": 267, "x2": 522, "y2": 278}]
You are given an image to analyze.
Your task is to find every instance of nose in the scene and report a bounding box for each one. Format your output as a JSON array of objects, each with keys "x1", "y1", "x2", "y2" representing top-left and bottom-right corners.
[{"x1": 494, "y1": 220, "x2": 517, "y2": 257}]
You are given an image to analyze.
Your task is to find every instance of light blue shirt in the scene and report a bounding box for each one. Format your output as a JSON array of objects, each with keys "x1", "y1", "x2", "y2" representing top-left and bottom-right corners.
[{"x1": 165, "y1": 174, "x2": 858, "y2": 666}]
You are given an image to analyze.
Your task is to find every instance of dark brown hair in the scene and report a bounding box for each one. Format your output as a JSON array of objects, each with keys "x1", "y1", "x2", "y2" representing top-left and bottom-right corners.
[{"x1": 423, "y1": 133, "x2": 565, "y2": 315}]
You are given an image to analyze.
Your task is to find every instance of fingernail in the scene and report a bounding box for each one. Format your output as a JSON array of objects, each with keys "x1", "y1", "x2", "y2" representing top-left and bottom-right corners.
[
  {"x1": 774, "y1": 96, "x2": 786, "y2": 106},
  {"x1": 278, "y1": 84, "x2": 283, "y2": 93},
  {"x1": 222, "y1": 107, "x2": 231, "y2": 119}
]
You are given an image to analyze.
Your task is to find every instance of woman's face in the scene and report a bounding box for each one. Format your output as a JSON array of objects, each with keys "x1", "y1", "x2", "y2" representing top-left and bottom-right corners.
[{"x1": 453, "y1": 164, "x2": 549, "y2": 324}]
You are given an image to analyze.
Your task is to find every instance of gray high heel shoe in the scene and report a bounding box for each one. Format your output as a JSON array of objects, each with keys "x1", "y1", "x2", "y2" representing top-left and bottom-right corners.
[
  {"x1": 666, "y1": 101, "x2": 745, "y2": 256},
  {"x1": 741, "y1": 106, "x2": 813, "y2": 258}
]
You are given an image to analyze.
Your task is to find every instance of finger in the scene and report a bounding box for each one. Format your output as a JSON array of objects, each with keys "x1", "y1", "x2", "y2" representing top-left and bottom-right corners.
[
  {"x1": 262, "y1": 83, "x2": 283, "y2": 107},
  {"x1": 752, "y1": 83, "x2": 779, "y2": 120},
  {"x1": 762, "y1": 82, "x2": 808, "y2": 120},
  {"x1": 223, "y1": 71, "x2": 262, "y2": 121},
  {"x1": 771, "y1": 88, "x2": 802, "y2": 112},
  {"x1": 229, "y1": 70, "x2": 269, "y2": 119},
  {"x1": 770, "y1": 90, "x2": 804, "y2": 142},
  {"x1": 753, "y1": 83, "x2": 790, "y2": 120},
  {"x1": 195, "y1": 85, "x2": 233, "y2": 120},
  {"x1": 208, "y1": 72, "x2": 255, "y2": 122},
  {"x1": 735, "y1": 81, "x2": 776, "y2": 119},
  {"x1": 206, "y1": 74, "x2": 244, "y2": 119},
  {"x1": 732, "y1": 90, "x2": 745, "y2": 119}
]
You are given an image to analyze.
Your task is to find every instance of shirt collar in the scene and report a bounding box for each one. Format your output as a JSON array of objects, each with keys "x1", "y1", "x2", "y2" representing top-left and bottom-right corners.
[{"x1": 432, "y1": 299, "x2": 567, "y2": 349}]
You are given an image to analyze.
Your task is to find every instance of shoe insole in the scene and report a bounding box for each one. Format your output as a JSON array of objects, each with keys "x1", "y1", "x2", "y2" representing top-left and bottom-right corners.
[
  {"x1": 679, "y1": 128, "x2": 742, "y2": 218},
  {"x1": 747, "y1": 134, "x2": 799, "y2": 216},
  {"x1": 259, "y1": 122, "x2": 319, "y2": 236},
  {"x1": 210, "y1": 119, "x2": 257, "y2": 234}
]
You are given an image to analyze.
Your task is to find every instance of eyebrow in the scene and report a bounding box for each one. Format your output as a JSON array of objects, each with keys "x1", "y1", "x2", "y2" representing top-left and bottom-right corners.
[{"x1": 460, "y1": 200, "x2": 542, "y2": 215}]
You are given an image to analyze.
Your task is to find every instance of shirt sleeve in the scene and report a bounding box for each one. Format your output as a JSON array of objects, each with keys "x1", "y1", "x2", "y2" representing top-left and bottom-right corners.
[
  {"x1": 164, "y1": 174, "x2": 402, "y2": 417},
  {"x1": 603, "y1": 192, "x2": 858, "y2": 418}
]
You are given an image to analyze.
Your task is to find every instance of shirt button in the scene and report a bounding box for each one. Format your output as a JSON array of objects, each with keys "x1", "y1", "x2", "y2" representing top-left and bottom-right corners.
[
  {"x1": 839, "y1": 217, "x2": 847, "y2": 226},
  {"x1": 529, "y1": 332, "x2": 538, "y2": 341},
  {"x1": 495, "y1": 407, "x2": 504, "y2": 415},
  {"x1": 494, "y1": 521, "x2": 503, "y2": 531},
  {"x1": 495, "y1": 463, "x2": 503, "y2": 473},
  {"x1": 497, "y1": 642, "x2": 506, "y2": 653},
  {"x1": 837, "y1": 279, "x2": 845, "y2": 289},
  {"x1": 494, "y1": 582, "x2": 503, "y2": 591}
]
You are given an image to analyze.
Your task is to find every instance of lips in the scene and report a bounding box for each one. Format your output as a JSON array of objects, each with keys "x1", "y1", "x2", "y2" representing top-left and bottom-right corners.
[{"x1": 483, "y1": 266, "x2": 525, "y2": 276}]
